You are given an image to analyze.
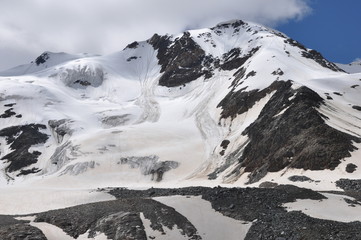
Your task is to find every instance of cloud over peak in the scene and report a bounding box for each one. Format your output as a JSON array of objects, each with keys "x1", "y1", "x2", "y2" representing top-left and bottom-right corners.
[{"x1": 0, "y1": 0, "x2": 311, "y2": 70}]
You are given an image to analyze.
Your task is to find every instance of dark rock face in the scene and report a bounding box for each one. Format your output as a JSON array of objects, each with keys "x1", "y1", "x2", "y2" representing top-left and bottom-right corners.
[
  {"x1": 220, "y1": 47, "x2": 260, "y2": 71},
  {"x1": 0, "y1": 124, "x2": 48, "y2": 173},
  {"x1": 336, "y1": 179, "x2": 361, "y2": 192},
  {"x1": 125, "y1": 41, "x2": 139, "y2": 49},
  {"x1": 302, "y1": 49, "x2": 344, "y2": 72},
  {"x1": 0, "y1": 215, "x2": 46, "y2": 240},
  {"x1": 200, "y1": 185, "x2": 360, "y2": 240},
  {"x1": 90, "y1": 212, "x2": 146, "y2": 240},
  {"x1": 284, "y1": 38, "x2": 344, "y2": 72},
  {"x1": 219, "y1": 139, "x2": 230, "y2": 156},
  {"x1": 346, "y1": 163, "x2": 358, "y2": 173},
  {"x1": 4, "y1": 103, "x2": 15, "y2": 107},
  {"x1": 73, "y1": 79, "x2": 91, "y2": 86},
  {"x1": 259, "y1": 181, "x2": 279, "y2": 188},
  {"x1": 0, "y1": 224, "x2": 47, "y2": 240},
  {"x1": 147, "y1": 21, "x2": 273, "y2": 88},
  {"x1": 126, "y1": 56, "x2": 138, "y2": 62},
  {"x1": 220, "y1": 139, "x2": 230, "y2": 149},
  {"x1": 35, "y1": 198, "x2": 200, "y2": 240},
  {"x1": 288, "y1": 175, "x2": 313, "y2": 182},
  {"x1": 211, "y1": 20, "x2": 246, "y2": 31},
  {"x1": 272, "y1": 68, "x2": 284, "y2": 76},
  {"x1": 35, "y1": 52, "x2": 50, "y2": 66},
  {"x1": 148, "y1": 32, "x2": 208, "y2": 87},
  {"x1": 352, "y1": 105, "x2": 361, "y2": 111},
  {"x1": 217, "y1": 80, "x2": 360, "y2": 183},
  {"x1": 1, "y1": 185, "x2": 359, "y2": 240},
  {"x1": 17, "y1": 167, "x2": 41, "y2": 176},
  {"x1": 217, "y1": 81, "x2": 285, "y2": 120},
  {"x1": 241, "y1": 83, "x2": 360, "y2": 183},
  {"x1": 0, "y1": 108, "x2": 16, "y2": 118},
  {"x1": 344, "y1": 198, "x2": 361, "y2": 207}
]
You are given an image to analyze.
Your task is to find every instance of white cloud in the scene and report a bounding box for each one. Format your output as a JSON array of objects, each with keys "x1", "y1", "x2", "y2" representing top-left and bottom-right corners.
[{"x1": 0, "y1": 0, "x2": 311, "y2": 71}]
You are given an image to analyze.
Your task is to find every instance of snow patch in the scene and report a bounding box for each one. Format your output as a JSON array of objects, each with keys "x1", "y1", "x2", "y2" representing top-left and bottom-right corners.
[
  {"x1": 154, "y1": 195, "x2": 251, "y2": 240},
  {"x1": 284, "y1": 193, "x2": 361, "y2": 223}
]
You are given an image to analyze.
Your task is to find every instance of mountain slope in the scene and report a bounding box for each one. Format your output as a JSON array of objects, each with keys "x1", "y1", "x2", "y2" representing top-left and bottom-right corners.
[
  {"x1": 0, "y1": 20, "x2": 360, "y2": 190},
  {"x1": 336, "y1": 59, "x2": 361, "y2": 73}
]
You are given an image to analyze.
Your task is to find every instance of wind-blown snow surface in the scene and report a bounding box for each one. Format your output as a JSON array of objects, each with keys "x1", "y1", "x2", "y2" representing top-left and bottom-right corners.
[{"x1": 0, "y1": 20, "x2": 360, "y2": 193}]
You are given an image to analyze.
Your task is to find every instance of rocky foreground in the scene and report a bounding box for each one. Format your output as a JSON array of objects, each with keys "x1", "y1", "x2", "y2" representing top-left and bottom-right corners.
[{"x1": 0, "y1": 181, "x2": 361, "y2": 240}]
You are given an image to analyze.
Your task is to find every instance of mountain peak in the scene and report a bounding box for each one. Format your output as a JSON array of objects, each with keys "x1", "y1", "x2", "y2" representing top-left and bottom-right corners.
[{"x1": 0, "y1": 19, "x2": 359, "y2": 189}]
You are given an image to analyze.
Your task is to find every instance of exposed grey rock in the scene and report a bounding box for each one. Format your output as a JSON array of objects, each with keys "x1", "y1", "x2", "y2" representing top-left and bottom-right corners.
[
  {"x1": 3, "y1": 103, "x2": 16, "y2": 107},
  {"x1": 219, "y1": 80, "x2": 360, "y2": 183},
  {"x1": 0, "y1": 215, "x2": 46, "y2": 240},
  {"x1": 259, "y1": 181, "x2": 279, "y2": 188},
  {"x1": 288, "y1": 175, "x2": 314, "y2": 182},
  {"x1": 148, "y1": 22, "x2": 262, "y2": 88},
  {"x1": 272, "y1": 68, "x2": 284, "y2": 76},
  {"x1": 126, "y1": 56, "x2": 138, "y2": 62},
  {"x1": 217, "y1": 80, "x2": 286, "y2": 120},
  {"x1": 336, "y1": 179, "x2": 361, "y2": 192},
  {"x1": 34, "y1": 198, "x2": 200, "y2": 240},
  {"x1": 106, "y1": 185, "x2": 361, "y2": 240},
  {"x1": 148, "y1": 32, "x2": 209, "y2": 87},
  {"x1": 0, "y1": 108, "x2": 16, "y2": 118},
  {"x1": 220, "y1": 47, "x2": 260, "y2": 71},
  {"x1": 0, "y1": 124, "x2": 48, "y2": 174},
  {"x1": 352, "y1": 105, "x2": 361, "y2": 111},
  {"x1": 346, "y1": 163, "x2": 358, "y2": 173},
  {"x1": 283, "y1": 38, "x2": 344, "y2": 72},
  {"x1": 125, "y1": 41, "x2": 139, "y2": 49},
  {"x1": 219, "y1": 139, "x2": 230, "y2": 156},
  {"x1": 0, "y1": 224, "x2": 47, "y2": 240},
  {"x1": 90, "y1": 212, "x2": 146, "y2": 240},
  {"x1": 35, "y1": 52, "x2": 50, "y2": 65},
  {"x1": 17, "y1": 167, "x2": 41, "y2": 176},
  {"x1": 302, "y1": 49, "x2": 345, "y2": 72},
  {"x1": 344, "y1": 198, "x2": 361, "y2": 207}
]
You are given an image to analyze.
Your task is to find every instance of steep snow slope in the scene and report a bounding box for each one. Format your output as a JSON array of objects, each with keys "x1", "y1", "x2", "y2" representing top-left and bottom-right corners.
[{"x1": 0, "y1": 20, "x2": 360, "y2": 191}]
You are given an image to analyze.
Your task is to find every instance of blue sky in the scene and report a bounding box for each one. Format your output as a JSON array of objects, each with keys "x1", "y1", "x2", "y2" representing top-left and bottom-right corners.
[{"x1": 278, "y1": 0, "x2": 361, "y2": 63}]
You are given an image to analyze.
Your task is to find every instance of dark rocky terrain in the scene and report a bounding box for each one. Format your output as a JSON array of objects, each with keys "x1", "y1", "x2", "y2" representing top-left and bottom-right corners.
[
  {"x1": 1, "y1": 185, "x2": 360, "y2": 240},
  {"x1": 0, "y1": 215, "x2": 46, "y2": 240}
]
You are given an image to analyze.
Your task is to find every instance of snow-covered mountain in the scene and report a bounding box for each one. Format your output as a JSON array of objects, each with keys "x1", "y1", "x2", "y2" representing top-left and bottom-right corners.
[
  {"x1": 0, "y1": 19, "x2": 360, "y2": 190},
  {"x1": 336, "y1": 59, "x2": 361, "y2": 73}
]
